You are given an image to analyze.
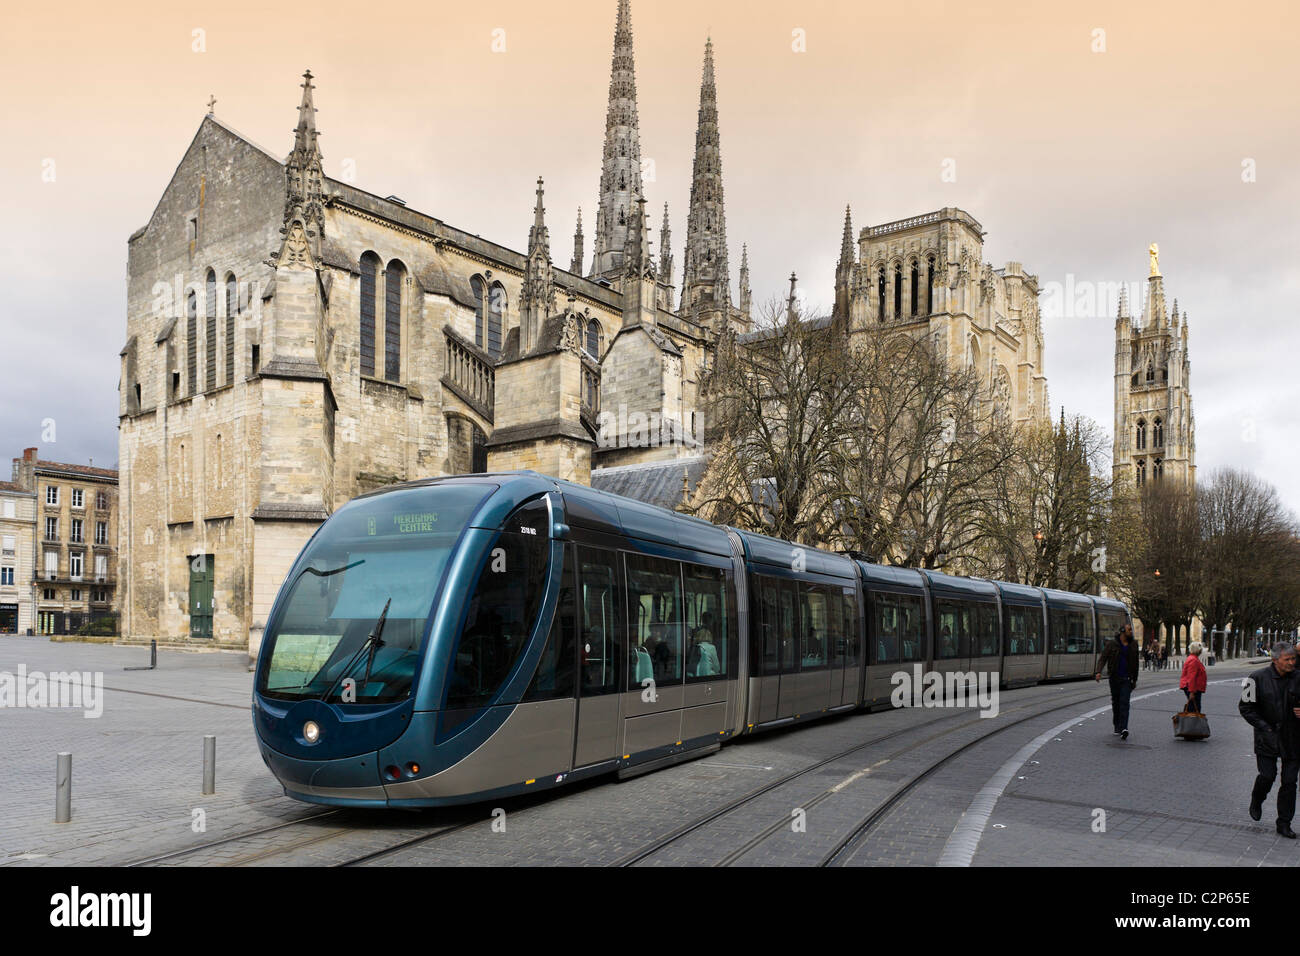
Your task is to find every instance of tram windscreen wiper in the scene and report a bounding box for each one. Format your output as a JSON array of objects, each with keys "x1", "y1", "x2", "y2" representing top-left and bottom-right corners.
[{"x1": 319, "y1": 597, "x2": 392, "y2": 702}]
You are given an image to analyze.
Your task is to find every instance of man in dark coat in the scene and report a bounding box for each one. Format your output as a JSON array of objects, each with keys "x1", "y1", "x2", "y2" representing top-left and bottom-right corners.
[
  {"x1": 1095, "y1": 622, "x2": 1140, "y2": 740},
  {"x1": 1239, "y1": 641, "x2": 1300, "y2": 838}
]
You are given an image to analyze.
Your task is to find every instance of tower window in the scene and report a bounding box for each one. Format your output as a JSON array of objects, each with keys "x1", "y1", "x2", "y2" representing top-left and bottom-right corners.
[
  {"x1": 910, "y1": 260, "x2": 919, "y2": 316},
  {"x1": 926, "y1": 255, "x2": 935, "y2": 315},
  {"x1": 471, "y1": 275, "x2": 486, "y2": 350},
  {"x1": 384, "y1": 260, "x2": 405, "y2": 382},
  {"x1": 359, "y1": 252, "x2": 380, "y2": 377},
  {"x1": 1153, "y1": 418, "x2": 1164, "y2": 448},
  {"x1": 1135, "y1": 419, "x2": 1147, "y2": 451},
  {"x1": 877, "y1": 268, "x2": 885, "y2": 323},
  {"x1": 893, "y1": 264, "x2": 902, "y2": 319}
]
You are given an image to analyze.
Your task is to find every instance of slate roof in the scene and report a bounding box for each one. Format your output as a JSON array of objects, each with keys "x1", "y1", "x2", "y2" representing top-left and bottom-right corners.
[{"x1": 590, "y1": 455, "x2": 710, "y2": 511}]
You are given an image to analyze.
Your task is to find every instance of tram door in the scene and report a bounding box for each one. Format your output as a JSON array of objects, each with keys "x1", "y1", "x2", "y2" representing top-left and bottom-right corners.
[{"x1": 573, "y1": 547, "x2": 623, "y2": 768}]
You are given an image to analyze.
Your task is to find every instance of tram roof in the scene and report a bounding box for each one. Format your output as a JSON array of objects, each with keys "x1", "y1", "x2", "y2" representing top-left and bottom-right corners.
[
  {"x1": 731, "y1": 528, "x2": 857, "y2": 579},
  {"x1": 1039, "y1": 586, "x2": 1096, "y2": 609},
  {"x1": 854, "y1": 562, "x2": 927, "y2": 590}
]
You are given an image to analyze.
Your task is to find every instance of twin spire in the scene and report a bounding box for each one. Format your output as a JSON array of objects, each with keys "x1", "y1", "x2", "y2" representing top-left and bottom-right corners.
[
  {"x1": 591, "y1": 0, "x2": 643, "y2": 279},
  {"x1": 591, "y1": 7, "x2": 737, "y2": 328}
]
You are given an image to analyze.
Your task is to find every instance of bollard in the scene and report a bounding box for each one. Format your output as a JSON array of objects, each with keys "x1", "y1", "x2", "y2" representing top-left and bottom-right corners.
[
  {"x1": 55, "y1": 752, "x2": 71, "y2": 823},
  {"x1": 202, "y1": 735, "x2": 216, "y2": 795},
  {"x1": 124, "y1": 639, "x2": 158, "y2": 672}
]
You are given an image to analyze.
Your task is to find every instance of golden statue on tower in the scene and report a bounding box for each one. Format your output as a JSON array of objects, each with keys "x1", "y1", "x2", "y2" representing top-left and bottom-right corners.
[{"x1": 1148, "y1": 242, "x2": 1160, "y2": 277}]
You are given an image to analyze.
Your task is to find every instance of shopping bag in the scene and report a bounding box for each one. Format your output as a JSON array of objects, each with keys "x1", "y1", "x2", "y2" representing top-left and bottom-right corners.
[{"x1": 1172, "y1": 709, "x2": 1210, "y2": 740}]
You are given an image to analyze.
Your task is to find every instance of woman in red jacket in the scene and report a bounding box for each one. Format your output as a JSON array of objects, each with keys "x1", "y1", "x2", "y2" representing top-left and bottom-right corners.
[{"x1": 1180, "y1": 642, "x2": 1208, "y2": 712}]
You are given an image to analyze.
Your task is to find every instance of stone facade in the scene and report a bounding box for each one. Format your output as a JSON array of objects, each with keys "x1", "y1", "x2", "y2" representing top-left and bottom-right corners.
[
  {"x1": 9, "y1": 449, "x2": 118, "y2": 635},
  {"x1": 117, "y1": 0, "x2": 1057, "y2": 655},
  {"x1": 837, "y1": 207, "x2": 1050, "y2": 425},
  {"x1": 1112, "y1": 249, "x2": 1196, "y2": 489},
  {"x1": 0, "y1": 477, "x2": 36, "y2": 634}
]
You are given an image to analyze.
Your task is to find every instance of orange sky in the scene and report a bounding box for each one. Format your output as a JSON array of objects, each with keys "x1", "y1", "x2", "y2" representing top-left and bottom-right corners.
[{"x1": 1, "y1": 0, "x2": 1297, "y2": 505}]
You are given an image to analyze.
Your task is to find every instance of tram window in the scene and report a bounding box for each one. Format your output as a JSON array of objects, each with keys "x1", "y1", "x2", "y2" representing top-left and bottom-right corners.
[
  {"x1": 447, "y1": 497, "x2": 551, "y2": 710},
  {"x1": 1066, "y1": 610, "x2": 1091, "y2": 654},
  {"x1": 936, "y1": 601, "x2": 963, "y2": 659},
  {"x1": 874, "y1": 594, "x2": 899, "y2": 664},
  {"x1": 1007, "y1": 606, "x2": 1038, "y2": 655},
  {"x1": 1024, "y1": 608, "x2": 1042, "y2": 654},
  {"x1": 840, "y1": 588, "x2": 859, "y2": 666},
  {"x1": 779, "y1": 580, "x2": 798, "y2": 673},
  {"x1": 524, "y1": 544, "x2": 576, "y2": 702},
  {"x1": 1049, "y1": 609, "x2": 1068, "y2": 654},
  {"x1": 974, "y1": 603, "x2": 999, "y2": 657},
  {"x1": 684, "y1": 564, "x2": 727, "y2": 681},
  {"x1": 578, "y1": 547, "x2": 622, "y2": 697},
  {"x1": 758, "y1": 576, "x2": 781, "y2": 676},
  {"x1": 627, "y1": 554, "x2": 684, "y2": 687},
  {"x1": 799, "y1": 584, "x2": 830, "y2": 669},
  {"x1": 825, "y1": 588, "x2": 846, "y2": 667},
  {"x1": 898, "y1": 595, "x2": 924, "y2": 662}
]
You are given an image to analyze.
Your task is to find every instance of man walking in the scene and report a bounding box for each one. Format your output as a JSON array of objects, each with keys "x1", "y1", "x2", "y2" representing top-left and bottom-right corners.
[
  {"x1": 1239, "y1": 641, "x2": 1300, "y2": 838},
  {"x1": 1095, "y1": 622, "x2": 1139, "y2": 740}
]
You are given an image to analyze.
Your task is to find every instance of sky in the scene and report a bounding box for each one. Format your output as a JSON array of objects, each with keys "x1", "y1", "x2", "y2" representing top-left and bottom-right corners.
[{"x1": 1, "y1": 0, "x2": 1296, "y2": 510}]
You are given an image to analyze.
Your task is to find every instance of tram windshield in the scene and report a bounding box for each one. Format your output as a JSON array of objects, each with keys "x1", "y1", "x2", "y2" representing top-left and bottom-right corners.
[{"x1": 259, "y1": 483, "x2": 495, "y2": 704}]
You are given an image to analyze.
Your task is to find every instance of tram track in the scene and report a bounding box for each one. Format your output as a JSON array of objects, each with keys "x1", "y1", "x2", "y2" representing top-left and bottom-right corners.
[
  {"x1": 817, "y1": 690, "x2": 1114, "y2": 867},
  {"x1": 122, "y1": 810, "x2": 342, "y2": 866},
  {"x1": 618, "y1": 681, "x2": 1113, "y2": 866}
]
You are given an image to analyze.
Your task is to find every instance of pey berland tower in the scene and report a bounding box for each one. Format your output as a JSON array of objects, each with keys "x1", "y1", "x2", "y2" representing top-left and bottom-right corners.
[{"x1": 116, "y1": 0, "x2": 1051, "y2": 652}]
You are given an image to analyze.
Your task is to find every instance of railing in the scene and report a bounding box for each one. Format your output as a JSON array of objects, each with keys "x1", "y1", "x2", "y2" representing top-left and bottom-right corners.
[{"x1": 442, "y1": 327, "x2": 495, "y2": 423}]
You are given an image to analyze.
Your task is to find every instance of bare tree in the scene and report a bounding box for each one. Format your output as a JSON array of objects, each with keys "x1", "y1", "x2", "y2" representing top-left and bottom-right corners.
[
  {"x1": 974, "y1": 411, "x2": 1114, "y2": 590},
  {"x1": 830, "y1": 332, "x2": 1017, "y2": 569},
  {"x1": 691, "y1": 291, "x2": 854, "y2": 544}
]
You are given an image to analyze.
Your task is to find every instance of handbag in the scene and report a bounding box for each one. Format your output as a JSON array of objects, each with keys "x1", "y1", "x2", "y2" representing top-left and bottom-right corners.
[{"x1": 1173, "y1": 704, "x2": 1210, "y2": 740}]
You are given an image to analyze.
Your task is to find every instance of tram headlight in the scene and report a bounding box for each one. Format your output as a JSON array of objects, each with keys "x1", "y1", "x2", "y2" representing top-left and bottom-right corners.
[{"x1": 303, "y1": 720, "x2": 321, "y2": 744}]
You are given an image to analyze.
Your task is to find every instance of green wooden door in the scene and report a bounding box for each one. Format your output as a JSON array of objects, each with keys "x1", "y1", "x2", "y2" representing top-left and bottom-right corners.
[{"x1": 189, "y1": 554, "x2": 214, "y2": 639}]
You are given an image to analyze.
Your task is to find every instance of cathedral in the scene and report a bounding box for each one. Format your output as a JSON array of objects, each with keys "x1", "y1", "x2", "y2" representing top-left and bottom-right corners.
[
  {"x1": 116, "y1": 0, "x2": 1051, "y2": 652},
  {"x1": 1112, "y1": 245, "x2": 1197, "y2": 489}
]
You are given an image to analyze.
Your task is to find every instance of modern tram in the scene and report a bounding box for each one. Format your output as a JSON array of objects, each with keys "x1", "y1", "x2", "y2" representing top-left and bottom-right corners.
[{"x1": 252, "y1": 472, "x2": 1132, "y2": 808}]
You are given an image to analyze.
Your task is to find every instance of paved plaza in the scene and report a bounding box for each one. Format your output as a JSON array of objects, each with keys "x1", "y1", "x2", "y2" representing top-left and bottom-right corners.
[{"x1": 0, "y1": 636, "x2": 1289, "y2": 867}]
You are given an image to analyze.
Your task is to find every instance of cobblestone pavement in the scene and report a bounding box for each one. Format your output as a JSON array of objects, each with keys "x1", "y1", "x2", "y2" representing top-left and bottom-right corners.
[{"x1": 0, "y1": 636, "x2": 1266, "y2": 866}]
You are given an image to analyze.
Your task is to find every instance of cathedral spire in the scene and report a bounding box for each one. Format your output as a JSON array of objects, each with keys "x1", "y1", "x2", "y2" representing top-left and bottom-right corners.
[
  {"x1": 591, "y1": 0, "x2": 643, "y2": 279},
  {"x1": 520, "y1": 176, "x2": 556, "y2": 352},
  {"x1": 571, "y1": 208, "x2": 584, "y2": 275},
  {"x1": 738, "y1": 243, "x2": 752, "y2": 320},
  {"x1": 279, "y1": 69, "x2": 326, "y2": 265},
  {"x1": 786, "y1": 271, "x2": 799, "y2": 320},
  {"x1": 833, "y1": 205, "x2": 855, "y2": 328},
  {"x1": 680, "y1": 36, "x2": 731, "y2": 323},
  {"x1": 659, "y1": 202, "x2": 673, "y2": 284}
]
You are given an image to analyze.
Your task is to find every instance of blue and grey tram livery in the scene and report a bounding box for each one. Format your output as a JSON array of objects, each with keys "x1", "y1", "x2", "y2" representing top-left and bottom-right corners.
[{"x1": 252, "y1": 472, "x2": 1132, "y2": 808}]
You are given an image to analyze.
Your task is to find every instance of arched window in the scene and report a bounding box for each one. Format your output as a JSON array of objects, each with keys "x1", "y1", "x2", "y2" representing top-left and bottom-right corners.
[
  {"x1": 1153, "y1": 418, "x2": 1164, "y2": 448},
  {"x1": 1135, "y1": 419, "x2": 1147, "y2": 450},
  {"x1": 893, "y1": 263, "x2": 902, "y2": 319},
  {"x1": 205, "y1": 270, "x2": 217, "y2": 391},
  {"x1": 926, "y1": 255, "x2": 935, "y2": 315},
  {"x1": 1146, "y1": 362, "x2": 1155, "y2": 383},
  {"x1": 1136, "y1": 459, "x2": 1146, "y2": 486},
  {"x1": 471, "y1": 275, "x2": 486, "y2": 350},
  {"x1": 1153, "y1": 458, "x2": 1164, "y2": 481},
  {"x1": 224, "y1": 273, "x2": 237, "y2": 385},
  {"x1": 877, "y1": 267, "x2": 886, "y2": 323},
  {"x1": 487, "y1": 282, "x2": 505, "y2": 358},
  {"x1": 384, "y1": 259, "x2": 404, "y2": 382},
  {"x1": 910, "y1": 260, "x2": 919, "y2": 316},
  {"x1": 585, "y1": 318, "x2": 601, "y2": 358},
  {"x1": 186, "y1": 287, "x2": 198, "y2": 396},
  {"x1": 359, "y1": 252, "x2": 380, "y2": 377}
]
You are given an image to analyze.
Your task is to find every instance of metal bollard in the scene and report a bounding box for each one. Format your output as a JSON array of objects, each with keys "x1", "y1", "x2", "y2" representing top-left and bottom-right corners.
[
  {"x1": 124, "y1": 639, "x2": 158, "y2": 672},
  {"x1": 55, "y1": 753, "x2": 71, "y2": 823},
  {"x1": 202, "y1": 735, "x2": 216, "y2": 795}
]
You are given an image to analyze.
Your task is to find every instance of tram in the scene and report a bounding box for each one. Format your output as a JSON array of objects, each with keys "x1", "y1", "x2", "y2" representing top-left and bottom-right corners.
[{"x1": 252, "y1": 472, "x2": 1131, "y2": 807}]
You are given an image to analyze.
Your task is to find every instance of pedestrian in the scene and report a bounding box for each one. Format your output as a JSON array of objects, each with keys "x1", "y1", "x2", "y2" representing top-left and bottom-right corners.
[
  {"x1": 1095, "y1": 622, "x2": 1140, "y2": 740},
  {"x1": 1238, "y1": 641, "x2": 1300, "y2": 839},
  {"x1": 1160, "y1": 643, "x2": 1169, "y2": 670},
  {"x1": 1142, "y1": 643, "x2": 1151, "y2": 671},
  {"x1": 1180, "y1": 642, "x2": 1207, "y2": 713}
]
